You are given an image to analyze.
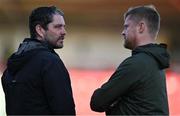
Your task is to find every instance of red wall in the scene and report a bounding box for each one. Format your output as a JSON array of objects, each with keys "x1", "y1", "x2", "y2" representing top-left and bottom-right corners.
[{"x1": 70, "y1": 69, "x2": 180, "y2": 115}]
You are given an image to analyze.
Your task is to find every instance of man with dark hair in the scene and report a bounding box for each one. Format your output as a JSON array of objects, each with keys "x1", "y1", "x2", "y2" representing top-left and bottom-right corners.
[
  {"x1": 90, "y1": 5, "x2": 170, "y2": 115},
  {"x1": 1, "y1": 6, "x2": 76, "y2": 115}
]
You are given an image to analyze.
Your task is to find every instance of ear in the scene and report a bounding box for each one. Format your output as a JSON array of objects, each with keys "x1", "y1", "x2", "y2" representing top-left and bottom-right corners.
[
  {"x1": 138, "y1": 21, "x2": 145, "y2": 34},
  {"x1": 35, "y1": 24, "x2": 45, "y2": 39}
]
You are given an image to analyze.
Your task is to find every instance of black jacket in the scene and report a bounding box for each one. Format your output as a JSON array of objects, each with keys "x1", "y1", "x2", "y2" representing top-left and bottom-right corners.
[
  {"x1": 90, "y1": 44, "x2": 170, "y2": 115},
  {"x1": 1, "y1": 38, "x2": 76, "y2": 115}
]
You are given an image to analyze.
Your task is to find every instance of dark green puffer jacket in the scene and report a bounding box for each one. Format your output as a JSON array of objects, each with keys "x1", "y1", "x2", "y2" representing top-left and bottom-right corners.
[{"x1": 90, "y1": 43, "x2": 170, "y2": 115}]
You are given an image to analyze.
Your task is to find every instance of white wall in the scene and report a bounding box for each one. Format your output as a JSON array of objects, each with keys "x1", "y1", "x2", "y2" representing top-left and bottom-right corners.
[
  {"x1": 0, "y1": 73, "x2": 6, "y2": 116},
  {"x1": 56, "y1": 27, "x2": 131, "y2": 69}
]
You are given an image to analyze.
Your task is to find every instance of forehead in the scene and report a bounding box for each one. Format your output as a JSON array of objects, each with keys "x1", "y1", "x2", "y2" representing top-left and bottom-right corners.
[
  {"x1": 124, "y1": 15, "x2": 136, "y2": 25},
  {"x1": 51, "y1": 14, "x2": 65, "y2": 25}
]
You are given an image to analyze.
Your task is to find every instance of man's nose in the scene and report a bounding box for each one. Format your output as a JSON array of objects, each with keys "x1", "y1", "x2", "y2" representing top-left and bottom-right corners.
[
  {"x1": 121, "y1": 30, "x2": 125, "y2": 36},
  {"x1": 61, "y1": 27, "x2": 66, "y2": 35},
  {"x1": 63, "y1": 28, "x2": 66, "y2": 35}
]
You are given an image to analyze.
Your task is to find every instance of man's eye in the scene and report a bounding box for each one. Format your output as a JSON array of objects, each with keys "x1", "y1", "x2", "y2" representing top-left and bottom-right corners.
[
  {"x1": 54, "y1": 26, "x2": 61, "y2": 28},
  {"x1": 124, "y1": 25, "x2": 128, "y2": 30}
]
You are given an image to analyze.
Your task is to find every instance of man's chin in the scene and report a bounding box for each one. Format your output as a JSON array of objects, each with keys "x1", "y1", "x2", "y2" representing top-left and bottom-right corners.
[
  {"x1": 124, "y1": 44, "x2": 132, "y2": 50},
  {"x1": 54, "y1": 45, "x2": 63, "y2": 49}
]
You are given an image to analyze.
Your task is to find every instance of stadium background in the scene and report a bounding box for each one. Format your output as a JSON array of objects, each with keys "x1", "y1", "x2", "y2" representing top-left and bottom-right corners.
[{"x1": 0, "y1": 0, "x2": 180, "y2": 115}]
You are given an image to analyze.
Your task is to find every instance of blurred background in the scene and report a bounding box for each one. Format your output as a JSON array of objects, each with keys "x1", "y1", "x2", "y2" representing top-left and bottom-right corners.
[{"x1": 0, "y1": 0, "x2": 180, "y2": 115}]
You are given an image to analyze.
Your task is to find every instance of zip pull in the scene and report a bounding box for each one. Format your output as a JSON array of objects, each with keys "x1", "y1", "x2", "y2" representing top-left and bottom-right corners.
[{"x1": 12, "y1": 80, "x2": 16, "y2": 83}]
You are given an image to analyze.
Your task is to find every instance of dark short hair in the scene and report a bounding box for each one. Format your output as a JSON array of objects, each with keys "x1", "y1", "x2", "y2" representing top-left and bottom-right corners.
[
  {"x1": 124, "y1": 5, "x2": 160, "y2": 37},
  {"x1": 29, "y1": 6, "x2": 64, "y2": 38}
]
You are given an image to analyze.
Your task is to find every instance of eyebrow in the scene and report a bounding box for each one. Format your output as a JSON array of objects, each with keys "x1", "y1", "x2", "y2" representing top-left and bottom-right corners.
[
  {"x1": 124, "y1": 24, "x2": 128, "y2": 27},
  {"x1": 54, "y1": 24, "x2": 65, "y2": 27}
]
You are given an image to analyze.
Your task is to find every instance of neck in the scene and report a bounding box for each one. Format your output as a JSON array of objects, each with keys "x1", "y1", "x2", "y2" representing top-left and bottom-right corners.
[
  {"x1": 134, "y1": 34, "x2": 156, "y2": 49},
  {"x1": 137, "y1": 39, "x2": 155, "y2": 46}
]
